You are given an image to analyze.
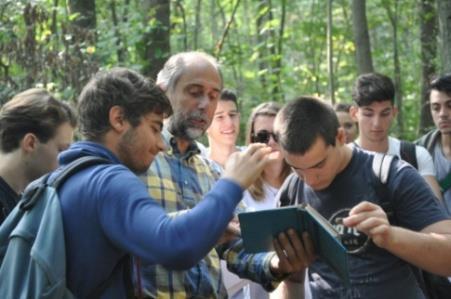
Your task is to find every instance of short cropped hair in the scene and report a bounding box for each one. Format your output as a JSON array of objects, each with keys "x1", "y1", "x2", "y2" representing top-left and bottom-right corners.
[
  {"x1": 352, "y1": 73, "x2": 395, "y2": 106},
  {"x1": 0, "y1": 88, "x2": 76, "y2": 153},
  {"x1": 334, "y1": 102, "x2": 352, "y2": 113},
  {"x1": 156, "y1": 51, "x2": 223, "y2": 92},
  {"x1": 276, "y1": 96, "x2": 339, "y2": 155},
  {"x1": 78, "y1": 67, "x2": 172, "y2": 141},
  {"x1": 220, "y1": 89, "x2": 238, "y2": 106},
  {"x1": 429, "y1": 73, "x2": 451, "y2": 97}
]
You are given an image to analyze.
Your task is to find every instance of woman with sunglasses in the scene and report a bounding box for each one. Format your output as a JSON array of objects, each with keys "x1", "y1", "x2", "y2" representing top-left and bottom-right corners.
[
  {"x1": 244, "y1": 102, "x2": 291, "y2": 211},
  {"x1": 226, "y1": 102, "x2": 292, "y2": 299}
]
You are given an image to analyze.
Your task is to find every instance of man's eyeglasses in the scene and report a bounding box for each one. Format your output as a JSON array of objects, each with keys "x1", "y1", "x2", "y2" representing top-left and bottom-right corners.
[{"x1": 251, "y1": 130, "x2": 278, "y2": 144}]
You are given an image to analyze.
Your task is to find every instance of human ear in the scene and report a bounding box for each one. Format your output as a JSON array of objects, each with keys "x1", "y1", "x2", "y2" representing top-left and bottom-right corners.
[
  {"x1": 336, "y1": 127, "x2": 347, "y2": 145},
  {"x1": 109, "y1": 106, "x2": 127, "y2": 133},
  {"x1": 349, "y1": 105, "x2": 359, "y2": 121},
  {"x1": 392, "y1": 106, "x2": 399, "y2": 118},
  {"x1": 21, "y1": 133, "x2": 38, "y2": 153}
]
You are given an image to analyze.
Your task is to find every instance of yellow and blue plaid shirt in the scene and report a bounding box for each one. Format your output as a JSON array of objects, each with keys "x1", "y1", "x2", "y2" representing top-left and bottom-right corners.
[{"x1": 139, "y1": 130, "x2": 279, "y2": 298}]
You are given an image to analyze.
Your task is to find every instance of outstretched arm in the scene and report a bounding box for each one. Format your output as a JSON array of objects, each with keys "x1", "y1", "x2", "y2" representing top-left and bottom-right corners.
[{"x1": 344, "y1": 201, "x2": 451, "y2": 276}]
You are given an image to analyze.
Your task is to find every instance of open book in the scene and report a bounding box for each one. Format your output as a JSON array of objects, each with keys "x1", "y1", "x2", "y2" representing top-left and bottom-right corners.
[{"x1": 238, "y1": 204, "x2": 349, "y2": 284}]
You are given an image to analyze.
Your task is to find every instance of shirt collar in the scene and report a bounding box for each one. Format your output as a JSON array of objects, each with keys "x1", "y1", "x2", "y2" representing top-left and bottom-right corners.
[{"x1": 162, "y1": 128, "x2": 201, "y2": 159}]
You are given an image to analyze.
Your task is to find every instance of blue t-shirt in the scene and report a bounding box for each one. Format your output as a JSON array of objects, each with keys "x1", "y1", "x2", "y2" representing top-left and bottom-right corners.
[{"x1": 279, "y1": 147, "x2": 449, "y2": 299}]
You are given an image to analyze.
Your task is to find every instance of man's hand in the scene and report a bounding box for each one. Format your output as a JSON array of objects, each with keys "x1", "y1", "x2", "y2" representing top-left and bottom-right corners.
[
  {"x1": 269, "y1": 229, "x2": 317, "y2": 278},
  {"x1": 217, "y1": 217, "x2": 241, "y2": 245},
  {"x1": 222, "y1": 143, "x2": 273, "y2": 189},
  {"x1": 343, "y1": 201, "x2": 393, "y2": 248}
]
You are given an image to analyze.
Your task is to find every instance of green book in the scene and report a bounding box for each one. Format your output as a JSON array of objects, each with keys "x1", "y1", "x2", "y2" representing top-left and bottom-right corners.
[{"x1": 238, "y1": 204, "x2": 350, "y2": 284}]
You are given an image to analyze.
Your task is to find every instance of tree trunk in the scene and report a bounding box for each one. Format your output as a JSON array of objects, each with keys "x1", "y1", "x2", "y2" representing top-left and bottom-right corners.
[
  {"x1": 327, "y1": 0, "x2": 335, "y2": 104},
  {"x1": 438, "y1": 0, "x2": 451, "y2": 72},
  {"x1": 193, "y1": 0, "x2": 202, "y2": 49},
  {"x1": 68, "y1": 0, "x2": 96, "y2": 30},
  {"x1": 214, "y1": 0, "x2": 241, "y2": 57},
  {"x1": 351, "y1": 0, "x2": 374, "y2": 74},
  {"x1": 210, "y1": 0, "x2": 218, "y2": 42},
  {"x1": 272, "y1": 0, "x2": 286, "y2": 102},
  {"x1": 174, "y1": 0, "x2": 188, "y2": 51},
  {"x1": 256, "y1": 0, "x2": 268, "y2": 96},
  {"x1": 142, "y1": 0, "x2": 170, "y2": 80},
  {"x1": 23, "y1": 3, "x2": 38, "y2": 88},
  {"x1": 384, "y1": 0, "x2": 403, "y2": 136},
  {"x1": 110, "y1": 0, "x2": 126, "y2": 63},
  {"x1": 420, "y1": 0, "x2": 437, "y2": 134}
]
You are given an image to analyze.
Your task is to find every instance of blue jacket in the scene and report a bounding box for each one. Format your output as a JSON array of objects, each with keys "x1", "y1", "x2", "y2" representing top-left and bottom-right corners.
[{"x1": 57, "y1": 141, "x2": 243, "y2": 298}]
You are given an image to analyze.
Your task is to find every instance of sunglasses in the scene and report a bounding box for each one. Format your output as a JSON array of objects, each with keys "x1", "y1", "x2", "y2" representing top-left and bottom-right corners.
[{"x1": 251, "y1": 130, "x2": 278, "y2": 144}]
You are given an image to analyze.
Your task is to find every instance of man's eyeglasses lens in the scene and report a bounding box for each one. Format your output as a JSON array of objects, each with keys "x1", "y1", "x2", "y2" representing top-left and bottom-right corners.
[{"x1": 252, "y1": 130, "x2": 278, "y2": 144}]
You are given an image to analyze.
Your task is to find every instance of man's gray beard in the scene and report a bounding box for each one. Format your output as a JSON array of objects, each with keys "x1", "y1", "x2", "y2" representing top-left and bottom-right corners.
[{"x1": 167, "y1": 117, "x2": 204, "y2": 141}]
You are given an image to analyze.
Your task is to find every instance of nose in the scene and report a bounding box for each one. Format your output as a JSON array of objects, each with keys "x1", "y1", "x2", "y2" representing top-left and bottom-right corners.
[
  {"x1": 303, "y1": 173, "x2": 317, "y2": 186},
  {"x1": 197, "y1": 94, "x2": 209, "y2": 110},
  {"x1": 439, "y1": 107, "x2": 449, "y2": 119},
  {"x1": 267, "y1": 134, "x2": 277, "y2": 146},
  {"x1": 224, "y1": 115, "x2": 233, "y2": 126},
  {"x1": 156, "y1": 135, "x2": 166, "y2": 152},
  {"x1": 296, "y1": 169, "x2": 318, "y2": 187},
  {"x1": 372, "y1": 115, "x2": 382, "y2": 128}
]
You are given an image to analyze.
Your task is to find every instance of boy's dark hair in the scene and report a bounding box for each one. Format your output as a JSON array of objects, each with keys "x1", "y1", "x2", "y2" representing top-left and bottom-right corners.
[
  {"x1": 0, "y1": 88, "x2": 77, "y2": 153},
  {"x1": 220, "y1": 89, "x2": 238, "y2": 105},
  {"x1": 334, "y1": 102, "x2": 352, "y2": 113},
  {"x1": 352, "y1": 73, "x2": 395, "y2": 106},
  {"x1": 78, "y1": 68, "x2": 173, "y2": 141},
  {"x1": 429, "y1": 73, "x2": 451, "y2": 97},
  {"x1": 276, "y1": 96, "x2": 339, "y2": 155}
]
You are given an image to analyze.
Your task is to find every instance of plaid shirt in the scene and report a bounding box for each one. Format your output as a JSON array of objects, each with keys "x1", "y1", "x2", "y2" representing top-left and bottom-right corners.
[{"x1": 140, "y1": 130, "x2": 279, "y2": 299}]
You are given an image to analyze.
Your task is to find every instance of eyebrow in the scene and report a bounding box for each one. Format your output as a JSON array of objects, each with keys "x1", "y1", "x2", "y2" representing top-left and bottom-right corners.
[
  {"x1": 286, "y1": 157, "x2": 326, "y2": 171},
  {"x1": 362, "y1": 107, "x2": 392, "y2": 113},
  {"x1": 187, "y1": 83, "x2": 221, "y2": 94},
  {"x1": 215, "y1": 109, "x2": 239, "y2": 115},
  {"x1": 432, "y1": 100, "x2": 451, "y2": 105}
]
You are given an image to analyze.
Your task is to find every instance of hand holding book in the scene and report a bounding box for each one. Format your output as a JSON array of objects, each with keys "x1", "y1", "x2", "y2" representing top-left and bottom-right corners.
[
  {"x1": 238, "y1": 204, "x2": 350, "y2": 284},
  {"x1": 269, "y1": 229, "x2": 317, "y2": 279}
]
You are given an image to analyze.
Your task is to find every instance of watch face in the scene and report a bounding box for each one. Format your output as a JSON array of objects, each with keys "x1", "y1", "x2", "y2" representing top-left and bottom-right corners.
[{"x1": 330, "y1": 208, "x2": 371, "y2": 255}]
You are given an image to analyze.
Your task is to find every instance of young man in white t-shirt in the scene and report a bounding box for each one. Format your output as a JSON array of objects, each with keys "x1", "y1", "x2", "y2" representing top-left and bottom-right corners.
[{"x1": 350, "y1": 72, "x2": 442, "y2": 200}]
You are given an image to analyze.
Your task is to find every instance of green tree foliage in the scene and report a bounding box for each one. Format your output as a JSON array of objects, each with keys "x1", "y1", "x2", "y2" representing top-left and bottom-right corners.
[{"x1": 0, "y1": 0, "x2": 448, "y2": 140}]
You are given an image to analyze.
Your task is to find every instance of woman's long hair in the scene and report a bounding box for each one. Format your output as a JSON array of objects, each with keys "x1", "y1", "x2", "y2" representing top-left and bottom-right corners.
[{"x1": 245, "y1": 102, "x2": 291, "y2": 201}]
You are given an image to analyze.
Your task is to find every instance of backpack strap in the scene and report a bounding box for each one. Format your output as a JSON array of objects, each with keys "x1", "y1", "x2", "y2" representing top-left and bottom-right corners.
[
  {"x1": 372, "y1": 153, "x2": 395, "y2": 220},
  {"x1": 279, "y1": 174, "x2": 302, "y2": 207},
  {"x1": 51, "y1": 156, "x2": 111, "y2": 189},
  {"x1": 439, "y1": 172, "x2": 451, "y2": 193},
  {"x1": 20, "y1": 156, "x2": 110, "y2": 211},
  {"x1": 400, "y1": 140, "x2": 418, "y2": 170},
  {"x1": 372, "y1": 153, "x2": 394, "y2": 184}
]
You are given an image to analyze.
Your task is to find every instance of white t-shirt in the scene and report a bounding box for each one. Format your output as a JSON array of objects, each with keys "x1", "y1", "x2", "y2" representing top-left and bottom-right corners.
[
  {"x1": 242, "y1": 184, "x2": 279, "y2": 211},
  {"x1": 355, "y1": 137, "x2": 436, "y2": 177},
  {"x1": 386, "y1": 136, "x2": 436, "y2": 177}
]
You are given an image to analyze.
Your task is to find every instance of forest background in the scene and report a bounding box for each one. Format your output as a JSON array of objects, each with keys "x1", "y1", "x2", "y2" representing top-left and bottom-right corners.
[{"x1": 1, "y1": 0, "x2": 451, "y2": 142}]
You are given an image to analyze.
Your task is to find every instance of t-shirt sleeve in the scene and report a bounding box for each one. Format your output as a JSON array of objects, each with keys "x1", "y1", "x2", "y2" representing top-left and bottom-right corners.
[
  {"x1": 415, "y1": 145, "x2": 436, "y2": 177},
  {"x1": 387, "y1": 160, "x2": 449, "y2": 231}
]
